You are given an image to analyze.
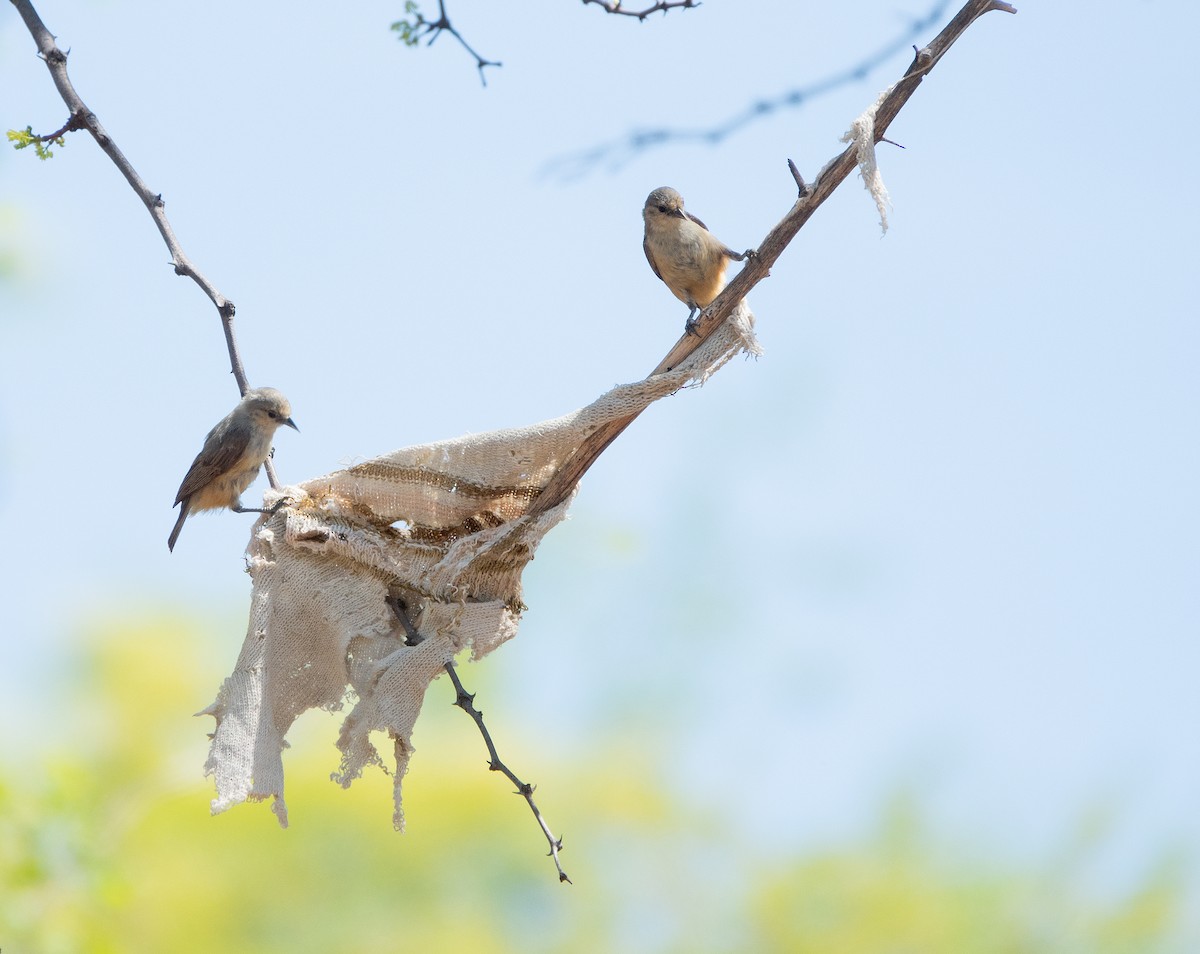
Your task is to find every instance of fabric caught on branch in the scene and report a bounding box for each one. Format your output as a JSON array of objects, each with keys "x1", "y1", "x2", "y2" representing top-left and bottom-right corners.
[
  {"x1": 841, "y1": 83, "x2": 895, "y2": 234},
  {"x1": 202, "y1": 305, "x2": 759, "y2": 829}
]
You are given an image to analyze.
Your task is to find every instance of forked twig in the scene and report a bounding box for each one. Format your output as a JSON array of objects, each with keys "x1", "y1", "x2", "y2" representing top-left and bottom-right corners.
[
  {"x1": 395, "y1": 0, "x2": 694, "y2": 83},
  {"x1": 580, "y1": 0, "x2": 699, "y2": 20},
  {"x1": 391, "y1": 598, "x2": 570, "y2": 883},
  {"x1": 393, "y1": 0, "x2": 501, "y2": 86}
]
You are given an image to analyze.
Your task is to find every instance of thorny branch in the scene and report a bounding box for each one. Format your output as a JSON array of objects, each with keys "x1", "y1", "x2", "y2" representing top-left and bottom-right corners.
[
  {"x1": 529, "y1": 0, "x2": 1017, "y2": 517},
  {"x1": 580, "y1": 0, "x2": 700, "y2": 19},
  {"x1": 446, "y1": 666, "x2": 572, "y2": 883},
  {"x1": 391, "y1": 599, "x2": 571, "y2": 883},
  {"x1": 393, "y1": 0, "x2": 501, "y2": 86},
  {"x1": 8, "y1": 0, "x2": 280, "y2": 488},
  {"x1": 545, "y1": 0, "x2": 953, "y2": 180}
]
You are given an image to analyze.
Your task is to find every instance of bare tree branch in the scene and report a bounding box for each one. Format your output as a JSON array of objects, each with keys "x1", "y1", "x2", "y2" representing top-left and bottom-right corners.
[
  {"x1": 8, "y1": 0, "x2": 280, "y2": 487},
  {"x1": 529, "y1": 0, "x2": 1017, "y2": 516},
  {"x1": 544, "y1": 0, "x2": 954, "y2": 180},
  {"x1": 392, "y1": 0, "x2": 501, "y2": 86},
  {"x1": 580, "y1": 0, "x2": 700, "y2": 19},
  {"x1": 392, "y1": 0, "x2": 695, "y2": 84},
  {"x1": 445, "y1": 664, "x2": 572, "y2": 883},
  {"x1": 24, "y1": 111, "x2": 85, "y2": 142},
  {"x1": 391, "y1": 598, "x2": 571, "y2": 883}
]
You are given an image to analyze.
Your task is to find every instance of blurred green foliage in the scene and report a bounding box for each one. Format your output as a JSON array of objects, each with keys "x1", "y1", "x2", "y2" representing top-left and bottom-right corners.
[{"x1": 0, "y1": 615, "x2": 1193, "y2": 953}]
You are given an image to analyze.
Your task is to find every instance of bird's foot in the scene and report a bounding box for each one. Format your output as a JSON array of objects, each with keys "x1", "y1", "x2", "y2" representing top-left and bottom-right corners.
[{"x1": 232, "y1": 496, "x2": 293, "y2": 516}]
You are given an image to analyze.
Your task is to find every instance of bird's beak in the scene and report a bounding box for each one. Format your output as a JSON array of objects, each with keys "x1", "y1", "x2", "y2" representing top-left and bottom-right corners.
[
  {"x1": 671, "y1": 207, "x2": 686, "y2": 219},
  {"x1": 285, "y1": 418, "x2": 299, "y2": 432}
]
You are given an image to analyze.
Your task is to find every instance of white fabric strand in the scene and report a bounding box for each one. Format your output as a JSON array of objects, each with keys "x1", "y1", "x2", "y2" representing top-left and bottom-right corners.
[{"x1": 841, "y1": 84, "x2": 895, "y2": 234}]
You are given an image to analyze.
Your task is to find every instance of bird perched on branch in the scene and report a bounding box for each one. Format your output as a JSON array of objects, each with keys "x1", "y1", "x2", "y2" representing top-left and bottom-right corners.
[
  {"x1": 642, "y1": 186, "x2": 754, "y2": 336},
  {"x1": 168, "y1": 387, "x2": 298, "y2": 552}
]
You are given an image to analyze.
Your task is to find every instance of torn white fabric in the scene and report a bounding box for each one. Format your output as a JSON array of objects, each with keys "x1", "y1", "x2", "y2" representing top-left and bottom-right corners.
[
  {"x1": 202, "y1": 304, "x2": 760, "y2": 829},
  {"x1": 841, "y1": 84, "x2": 895, "y2": 234}
]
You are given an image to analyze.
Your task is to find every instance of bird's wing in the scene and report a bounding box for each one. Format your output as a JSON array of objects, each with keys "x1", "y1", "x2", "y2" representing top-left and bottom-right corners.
[
  {"x1": 173, "y1": 426, "x2": 252, "y2": 505},
  {"x1": 687, "y1": 210, "x2": 744, "y2": 259},
  {"x1": 643, "y1": 236, "x2": 664, "y2": 282}
]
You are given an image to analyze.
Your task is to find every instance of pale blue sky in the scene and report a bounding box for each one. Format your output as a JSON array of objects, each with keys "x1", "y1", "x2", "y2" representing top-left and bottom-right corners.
[{"x1": 2, "y1": 0, "x2": 1198, "y2": 901}]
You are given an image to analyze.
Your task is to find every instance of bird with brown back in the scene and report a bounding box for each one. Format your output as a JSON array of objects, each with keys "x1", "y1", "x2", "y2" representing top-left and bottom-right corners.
[
  {"x1": 168, "y1": 387, "x2": 298, "y2": 551},
  {"x1": 642, "y1": 186, "x2": 754, "y2": 335}
]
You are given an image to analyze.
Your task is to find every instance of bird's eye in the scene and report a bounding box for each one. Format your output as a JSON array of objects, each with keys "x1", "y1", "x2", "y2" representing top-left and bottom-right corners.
[
  {"x1": 268, "y1": 410, "x2": 278, "y2": 419},
  {"x1": 658, "y1": 205, "x2": 669, "y2": 213}
]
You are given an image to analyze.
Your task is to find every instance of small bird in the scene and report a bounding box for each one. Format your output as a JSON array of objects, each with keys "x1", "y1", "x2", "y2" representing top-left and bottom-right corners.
[
  {"x1": 642, "y1": 186, "x2": 753, "y2": 336},
  {"x1": 168, "y1": 387, "x2": 298, "y2": 552}
]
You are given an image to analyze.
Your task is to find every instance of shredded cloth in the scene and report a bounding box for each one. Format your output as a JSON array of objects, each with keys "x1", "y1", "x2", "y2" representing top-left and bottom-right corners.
[
  {"x1": 201, "y1": 305, "x2": 760, "y2": 829},
  {"x1": 841, "y1": 84, "x2": 895, "y2": 234}
]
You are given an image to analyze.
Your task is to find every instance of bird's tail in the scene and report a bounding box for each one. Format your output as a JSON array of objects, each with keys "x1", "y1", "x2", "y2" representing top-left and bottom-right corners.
[{"x1": 167, "y1": 501, "x2": 190, "y2": 552}]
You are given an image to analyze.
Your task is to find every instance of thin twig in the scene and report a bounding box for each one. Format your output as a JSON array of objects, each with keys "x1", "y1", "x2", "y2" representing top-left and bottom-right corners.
[
  {"x1": 391, "y1": 598, "x2": 571, "y2": 883},
  {"x1": 544, "y1": 0, "x2": 954, "y2": 180},
  {"x1": 445, "y1": 664, "x2": 571, "y2": 883},
  {"x1": 395, "y1": 0, "x2": 691, "y2": 82},
  {"x1": 24, "y1": 111, "x2": 85, "y2": 141},
  {"x1": 580, "y1": 0, "x2": 700, "y2": 20},
  {"x1": 529, "y1": 0, "x2": 1016, "y2": 516},
  {"x1": 396, "y1": 0, "x2": 501, "y2": 86},
  {"x1": 9, "y1": 0, "x2": 281, "y2": 487}
]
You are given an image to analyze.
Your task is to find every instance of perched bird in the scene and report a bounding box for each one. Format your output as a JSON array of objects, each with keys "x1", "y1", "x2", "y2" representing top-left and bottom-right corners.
[
  {"x1": 168, "y1": 387, "x2": 298, "y2": 552},
  {"x1": 642, "y1": 186, "x2": 753, "y2": 335}
]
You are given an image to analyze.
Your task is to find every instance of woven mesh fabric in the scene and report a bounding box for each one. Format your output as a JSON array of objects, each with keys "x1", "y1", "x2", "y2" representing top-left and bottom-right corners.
[{"x1": 202, "y1": 305, "x2": 759, "y2": 828}]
